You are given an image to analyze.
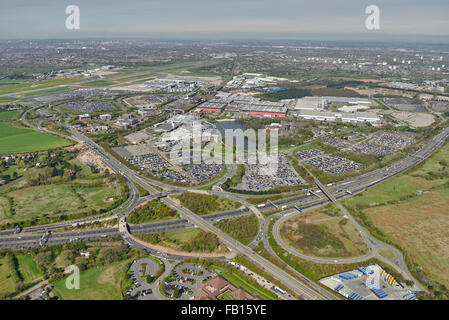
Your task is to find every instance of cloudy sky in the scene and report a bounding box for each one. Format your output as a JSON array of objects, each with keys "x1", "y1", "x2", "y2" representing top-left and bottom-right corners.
[{"x1": 1, "y1": 0, "x2": 448, "y2": 41}]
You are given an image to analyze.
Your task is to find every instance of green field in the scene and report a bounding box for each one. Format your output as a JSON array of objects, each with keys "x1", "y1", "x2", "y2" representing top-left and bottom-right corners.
[
  {"x1": 0, "y1": 110, "x2": 19, "y2": 120},
  {"x1": 52, "y1": 260, "x2": 129, "y2": 300},
  {"x1": 19, "y1": 86, "x2": 72, "y2": 97},
  {"x1": 16, "y1": 254, "x2": 43, "y2": 283},
  {"x1": 0, "y1": 122, "x2": 72, "y2": 154},
  {"x1": 345, "y1": 140, "x2": 449, "y2": 209},
  {"x1": 0, "y1": 156, "x2": 123, "y2": 227},
  {"x1": 0, "y1": 77, "x2": 82, "y2": 95},
  {"x1": 136, "y1": 228, "x2": 224, "y2": 253},
  {"x1": 0, "y1": 256, "x2": 16, "y2": 298},
  {"x1": 0, "y1": 178, "x2": 120, "y2": 226},
  {"x1": 0, "y1": 97, "x2": 19, "y2": 103},
  {"x1": 84, "y1": 80, "x2": 116, "y2": 87},
  {"x1": 0, "y1": 253, "x2": 42, "y2": 298}
]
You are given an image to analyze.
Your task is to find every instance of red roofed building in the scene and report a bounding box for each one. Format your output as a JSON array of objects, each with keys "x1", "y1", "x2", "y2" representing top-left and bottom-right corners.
[{"x1": 194, "y1": 276, "x2": 260, "y2": 300}]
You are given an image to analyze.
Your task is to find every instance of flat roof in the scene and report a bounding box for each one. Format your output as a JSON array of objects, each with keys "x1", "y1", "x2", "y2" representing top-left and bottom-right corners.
[
  {"x1": 235, "y1": 104, "x2": 287, "y2": 113},
  {"x1": 297, "y1": 110, "x2": 379, "y2": 119}
]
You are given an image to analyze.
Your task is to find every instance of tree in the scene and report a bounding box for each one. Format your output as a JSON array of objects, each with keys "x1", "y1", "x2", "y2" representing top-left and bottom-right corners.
[{"x1": 173, "y1": 287, "x2": 180, "y2": 298}]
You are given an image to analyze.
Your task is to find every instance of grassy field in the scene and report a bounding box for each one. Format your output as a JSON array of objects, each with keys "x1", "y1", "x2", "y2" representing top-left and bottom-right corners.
[
  {"x1": 18, "y1": 86, "x2": 72, "y2": 97},
  {"x1": 52, "y1": 260, "x2": 130, "y2": 300},
  {"x1": 0, "y1": 253, "x2": 42, "y2": 298},
  {"x1": 0, "y1": 178, "x2": 120, "y2": 225},
  {"x1": 345, "y1": 140, "x2": 449, "y2": 209},
  {"x1": 363, "y1": 189, "x2": 449, "y2": 287},
  {"x1": 16, "y1": 254, "x2": 43, "y2": 283},
  {"x1": 0, "y1": 256, "x2": 16, "y2": 298},
  {"x1": 163, "y1": 228, "x2": 203, "y2": 243},
  {"x1": 378, "y1": 248, "x2": 395, "y2": 260},
  {"x1": 0, "y1": 157, "x2": 123, "y2": 227},
  {"x1": 0, "y1": 97, "x2": 19, "y2": 103},
  {"x1": 136, "y1": 227, "x2": 226, "y2": 253},
  {"x1": 0, "y1": 110, "x2": 19, "y2": 120},
  {"x1": 343, "y1": 140, "x2": 449, "y2": 290},
  {"x1": 279, "y1": 205, "x2": 368, "y2": 258},
  {"x1": 84, "y1": 80, "x2": 116, "y2": 87},
  {"x1": 0, "y1": 77, "x2": 82, "y2": 95},
  {"x1": 0, "y1": 122, "x2": 72, "y2": 154}
]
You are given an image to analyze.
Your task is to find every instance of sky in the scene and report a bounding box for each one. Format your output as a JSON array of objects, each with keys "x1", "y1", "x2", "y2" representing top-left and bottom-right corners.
[{"x1": 1, "y1": 0, "x2": 448, "y2": 41}]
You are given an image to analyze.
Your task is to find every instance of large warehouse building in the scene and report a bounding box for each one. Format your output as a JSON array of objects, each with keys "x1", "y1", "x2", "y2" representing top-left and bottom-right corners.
[
  {"x1": 296, "y1": 110, "x2": 381, "y2": 124},
  {"x1": 196, "y1": 101, "x2": 227, "y2": 112},
  {"x1": 195, "y1": 94, "x2": 287, "y2": 117},
  {"x1": 294, "y1": 96, "x2": 372, "y2": 111}
]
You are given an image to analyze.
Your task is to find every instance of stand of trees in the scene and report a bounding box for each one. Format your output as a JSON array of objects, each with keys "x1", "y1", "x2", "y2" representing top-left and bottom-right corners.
[
  {"x1": 128, "y1": 200, "x2": 177, "y2": 224},
  {"x1": 215, "y1": 215, "x2": 259, "y2": 245}
]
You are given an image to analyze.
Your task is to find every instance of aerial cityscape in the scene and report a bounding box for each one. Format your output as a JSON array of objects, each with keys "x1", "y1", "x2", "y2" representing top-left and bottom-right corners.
[{"x1": 0, "y1": 0, "x2": 448, "y2": 311}]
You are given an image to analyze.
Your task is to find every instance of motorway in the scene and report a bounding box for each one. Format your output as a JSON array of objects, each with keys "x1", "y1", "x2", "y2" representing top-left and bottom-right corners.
[{"x1": 5, "y1": 104, "x2": 449, "y2": 299}]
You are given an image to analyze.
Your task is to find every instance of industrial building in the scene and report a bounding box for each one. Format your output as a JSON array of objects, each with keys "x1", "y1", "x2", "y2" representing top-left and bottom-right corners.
[
  {"x1": 78, "y1": 113, "x2": 91, "y2": 121},
  {"x1": 293, "y1": 96, "x2": 372, "y2": 111},
  {"x1": 195, "y1": 93, "x2": 287, "y2": 117},
  {"x1": 224, "y1": 73, "x2": 290, "y2": 89},
  {"x1": 296, "y1": 110, "x2": 381, "y2": 124},
  {"x1": 338, "y1": 105, "x2": 371, "y2": 112},
  {"x1": 99, "y1": 113, "x2": 112, "y2": 120},
  {"x1": 196, "y1": 100, "x2": 227, "y2": 112},
  {"x1": 294, "y1": 97, "x2": 329, "y2": 110},
  {"x1": 233, "y1": 104, "x2": 287, "y2": 117},
  {"x1": 143, "y1": 78, "x2": 200, "y2": 93},
  {"x1": 319, "y1": 264, "x2": 419, "y2": 300}
]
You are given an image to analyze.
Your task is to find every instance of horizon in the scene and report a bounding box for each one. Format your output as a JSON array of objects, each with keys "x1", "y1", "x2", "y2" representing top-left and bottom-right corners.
[
  {"x1": 1, "y1": 0, "x2": 448, "y2": 42},
  {"x1": 2, "y1": 34, "x2": 449, "y2": 46}
]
